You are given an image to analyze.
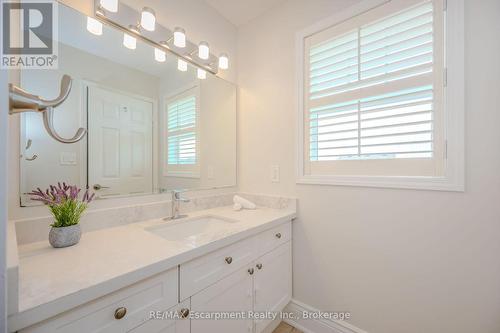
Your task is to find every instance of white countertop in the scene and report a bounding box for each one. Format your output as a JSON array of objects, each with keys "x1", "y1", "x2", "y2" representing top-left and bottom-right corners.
[{"x1": 8, "y1": 205, "x2": 295, "y2": 331}]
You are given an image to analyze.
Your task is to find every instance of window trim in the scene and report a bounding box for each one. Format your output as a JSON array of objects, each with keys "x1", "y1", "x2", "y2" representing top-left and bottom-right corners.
[{"x1": 296, "y1": 0, "x2": 464, "y2": 191}]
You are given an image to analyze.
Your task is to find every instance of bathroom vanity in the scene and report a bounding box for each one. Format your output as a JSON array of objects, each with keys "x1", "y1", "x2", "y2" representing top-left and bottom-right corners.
[
  {"x1": 8, "y1": 202, "x2": 295, "y2": 333},
  {"x1": 6, "y1": 2, "x2": 294, "y2": 332}
]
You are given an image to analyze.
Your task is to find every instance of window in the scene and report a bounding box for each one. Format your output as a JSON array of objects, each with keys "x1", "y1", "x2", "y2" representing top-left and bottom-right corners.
[
  {"x1": 298, "y1": 0, "x2": 464, "y2": 191},
  {"x1": 165, "y1": 87, "x2": 199, "y2": 177}
]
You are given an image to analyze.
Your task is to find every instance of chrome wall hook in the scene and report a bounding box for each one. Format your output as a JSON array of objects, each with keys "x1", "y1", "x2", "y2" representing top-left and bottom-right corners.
[
  {"x1": 25, "y1": 154, "x2": 38, "y2": 161},
  {"x1": 21, "y1": 139, "x2": 38, "y2": 161},
  {"x1": 9, "y1": 74, "x2": 87, "y2": 144},
  {"x1": 25, "y1": 139, "x2": 32, "y2": 150}
]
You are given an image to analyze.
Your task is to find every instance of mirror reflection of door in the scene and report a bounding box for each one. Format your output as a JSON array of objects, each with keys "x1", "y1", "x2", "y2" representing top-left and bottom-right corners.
[{"x1": 88, "y1": 85, "x2": 153, "y2": 197}]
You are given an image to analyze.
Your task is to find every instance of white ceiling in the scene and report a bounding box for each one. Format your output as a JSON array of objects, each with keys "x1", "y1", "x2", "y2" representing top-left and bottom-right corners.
[{"x1": 203, "y1": 0, "x2": 288, "y2": 26}]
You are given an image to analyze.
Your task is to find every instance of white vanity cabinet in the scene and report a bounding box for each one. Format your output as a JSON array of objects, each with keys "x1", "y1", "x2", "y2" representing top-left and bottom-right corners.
[
  {"x1": 253, "y1": 242, "x2": 292, "y2": 333},
  {"x1": 15, "y1": 220, "x2": 292, "y2": 333},
  {"x1": 188, "y1": 222, "x2": 292, "y2": 333}
]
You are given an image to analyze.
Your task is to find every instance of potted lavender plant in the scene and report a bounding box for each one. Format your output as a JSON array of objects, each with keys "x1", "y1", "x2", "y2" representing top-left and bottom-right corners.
[{"x1": 28, "y1": 183, "x2": 95, "y2": 248}]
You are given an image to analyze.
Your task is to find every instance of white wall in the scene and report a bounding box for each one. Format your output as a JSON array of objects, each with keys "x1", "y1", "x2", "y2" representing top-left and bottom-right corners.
[{"x1": 237, "y1": 1, "x2": 500, "y2": 332}]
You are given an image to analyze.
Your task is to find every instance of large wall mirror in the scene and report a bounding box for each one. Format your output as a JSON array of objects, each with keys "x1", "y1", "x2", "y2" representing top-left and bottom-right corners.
[{"x1": 19, "y1": 3, "x2": 236, "y2": 206}]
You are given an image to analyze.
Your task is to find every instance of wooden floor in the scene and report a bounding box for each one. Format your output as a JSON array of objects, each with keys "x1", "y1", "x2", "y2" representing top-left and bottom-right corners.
[{"x1": 272, "y1": 322, "x2": 303, "y2": 333}]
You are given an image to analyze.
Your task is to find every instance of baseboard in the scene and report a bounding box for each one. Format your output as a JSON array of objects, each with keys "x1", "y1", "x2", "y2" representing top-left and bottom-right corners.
[
  {"x1": 262, "y1": 318, "x2": 282, "y2": 333},
  {"x1": 283, "y1": 299, "x2": 368, "y2": 333}
]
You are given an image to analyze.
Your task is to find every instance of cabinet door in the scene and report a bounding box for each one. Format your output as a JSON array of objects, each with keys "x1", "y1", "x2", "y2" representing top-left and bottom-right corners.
[
  {"x1": 254, "y1": 242, "x2": 292, "y2": 333},
  {"x1": 191, "y1": 266, "x2": 254, "y2": 333},
  {"x1": 128, "y1": 300, "x2": 190, "y2": 333}
]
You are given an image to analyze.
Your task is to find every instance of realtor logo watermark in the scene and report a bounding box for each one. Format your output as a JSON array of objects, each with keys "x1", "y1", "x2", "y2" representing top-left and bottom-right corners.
[{"x1": 1, "y1": 0, "x2": 58, "y2": 68}]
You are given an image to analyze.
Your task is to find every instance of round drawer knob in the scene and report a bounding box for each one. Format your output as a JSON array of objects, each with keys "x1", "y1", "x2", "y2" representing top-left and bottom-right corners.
[
  {"x1": 179, "y1": 308, "x2": 190, "y2": 319},
  {"x1": 114, "y1": 307, "x2": 127, "y2": 320},
  {"x1": 248, "y1": 268, "x2": 255, "y2": 275},
  {"x1": 275, "y1": 233, "x2": 282, "y2": 239},
  {"x1": 256, "y1": 263, "x2": 263, "y2": 270},
  {"x1": 225, "y1": 256, "x2": 233, "y2": 264}
]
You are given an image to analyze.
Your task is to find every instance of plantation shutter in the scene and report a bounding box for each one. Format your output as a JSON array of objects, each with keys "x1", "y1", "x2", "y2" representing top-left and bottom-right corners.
[
  {"x1": 304, "y1": 0, "x2": 444, "y2": 177},
  {"x1": 167, "y1": 95, "x2": 197, "y2": 166}
]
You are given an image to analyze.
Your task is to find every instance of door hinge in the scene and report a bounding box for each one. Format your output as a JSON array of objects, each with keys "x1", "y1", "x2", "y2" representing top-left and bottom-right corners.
[
  {"x1": 443, "y1": 68, "x2": 448, "y2": 87},
  {"x1": 444, "y1": 140, "x2": 448, "y2": 159}
]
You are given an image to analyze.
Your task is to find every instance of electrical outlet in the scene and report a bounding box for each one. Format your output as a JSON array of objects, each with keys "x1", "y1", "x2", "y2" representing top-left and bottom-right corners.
[{"x1": 270, "y1": 165, "x2": 280, "y2": 183}]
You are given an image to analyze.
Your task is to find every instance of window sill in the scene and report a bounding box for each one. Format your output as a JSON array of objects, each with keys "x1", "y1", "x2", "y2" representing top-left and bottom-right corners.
[
  {"x1": 165, "y1": 172, "x2": 200, "y2": 179},
  {"x1": 297, "y1": 174, "x2": 464, "y2": 192}
]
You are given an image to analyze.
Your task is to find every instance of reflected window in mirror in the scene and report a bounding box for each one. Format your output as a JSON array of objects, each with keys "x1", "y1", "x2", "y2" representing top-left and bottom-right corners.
[{"x1": 165, "y1": 86, "x2": 200, "y2": 178}]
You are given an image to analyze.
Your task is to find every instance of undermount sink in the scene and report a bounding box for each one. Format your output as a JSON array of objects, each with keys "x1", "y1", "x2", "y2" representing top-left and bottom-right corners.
[{"x1": 145, "y1": 215, "x2": 238, "y2": 243}]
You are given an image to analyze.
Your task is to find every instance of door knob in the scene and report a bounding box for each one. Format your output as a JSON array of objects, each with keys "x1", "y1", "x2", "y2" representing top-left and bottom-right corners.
[
  {"x1": 225, "y1": 256, "x2": 233, "y2": 264},
  {"x1": 248, "y1": 268, "x2": 254, "y2": 275},
  {"x1": 256, "y1": 263, "x2": 263, "y2": 270},
  {"x1": 93, "y1": 184, "x2": 110, "y2": 190},
  {"x1": 275, "y1": 233, "x2": 282, "y2": 239}
]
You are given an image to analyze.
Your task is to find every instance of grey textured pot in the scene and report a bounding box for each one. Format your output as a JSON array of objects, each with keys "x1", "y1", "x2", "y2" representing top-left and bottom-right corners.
[{"x1": 49, "y1": 224, "x2": 81, "y2": 248}]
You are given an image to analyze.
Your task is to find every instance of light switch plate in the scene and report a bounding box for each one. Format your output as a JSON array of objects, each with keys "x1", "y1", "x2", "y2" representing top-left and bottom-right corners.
[
  {"x1": 270, "y1": 165, "x2": 280, "y2": 183},
  {"x1": 60, "y1": 152, "x2": 77, "y2": 165}
]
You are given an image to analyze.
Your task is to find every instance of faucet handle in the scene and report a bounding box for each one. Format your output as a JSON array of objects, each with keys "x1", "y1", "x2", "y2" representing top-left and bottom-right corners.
[{"x1": 172, "y1": 190, "x2": 190, "y2": 202}]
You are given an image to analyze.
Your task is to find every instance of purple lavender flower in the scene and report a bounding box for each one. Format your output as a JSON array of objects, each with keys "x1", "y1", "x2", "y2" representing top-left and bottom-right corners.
[
  {"x1": 27, "y1": 183, "x2": 96, "y2": 228},
  {"x1": 27, "y1": 183, "x2": 95, "y2": 206}
]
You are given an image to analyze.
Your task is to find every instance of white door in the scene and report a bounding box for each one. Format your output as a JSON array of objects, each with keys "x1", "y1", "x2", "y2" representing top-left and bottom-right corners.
[
  {"x1": 128, "y1": 300, "x2": 190, "y2": 333},
  {"x1": 191, "y1": 266, "x2": 254, "y2": 333},
  {"x1": 88, "y1": 86, "x2": 153, "y2": 197},
  {"x1": 254, "y1": 242, "x2": 292, "y2": 333}
]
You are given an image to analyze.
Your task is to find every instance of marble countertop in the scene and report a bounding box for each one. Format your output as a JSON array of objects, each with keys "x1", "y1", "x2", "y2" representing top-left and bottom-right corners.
[{"x1": 8, "y1": 205, "x2": 296, "y2": 332}]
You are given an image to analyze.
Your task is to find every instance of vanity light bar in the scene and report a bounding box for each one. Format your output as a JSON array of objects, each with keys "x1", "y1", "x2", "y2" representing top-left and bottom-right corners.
[{"x1": 93, "y1": 0, "x2": 228, "y2": 75}]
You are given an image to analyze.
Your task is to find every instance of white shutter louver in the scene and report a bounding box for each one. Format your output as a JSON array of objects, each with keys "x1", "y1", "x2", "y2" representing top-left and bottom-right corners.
[
  {"x1": 167, "y1": 95, "x2": 197, "y2": 165},
  {"x1": 308, "y1": 1, "x2": 436, "y2": 162}
]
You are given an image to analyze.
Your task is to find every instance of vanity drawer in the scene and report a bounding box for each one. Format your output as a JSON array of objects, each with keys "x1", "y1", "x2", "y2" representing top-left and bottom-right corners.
[
  {"x1": 180, "y1": 236, "x2": 257, "y2": 300},
  {"x1": 256, "y1": 221, "x2": 292, "y2": 257},
  {"x1": 20, "y1": 268, "x2": 178, "y2": 333},
  {"x1": 128, "y1": 299, "x2": 190, "y2": 333}
]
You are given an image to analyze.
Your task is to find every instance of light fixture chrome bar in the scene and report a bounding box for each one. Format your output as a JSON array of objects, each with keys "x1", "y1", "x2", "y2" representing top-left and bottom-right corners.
[{"x1": 93, "y1": 1, "x2": 219, "y2": 75}]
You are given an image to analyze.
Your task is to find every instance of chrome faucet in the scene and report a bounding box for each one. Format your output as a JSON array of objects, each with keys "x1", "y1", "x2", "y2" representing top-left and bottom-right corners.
[{"x1": 167, "y1": 190, "x2": 190, "y2": 220}]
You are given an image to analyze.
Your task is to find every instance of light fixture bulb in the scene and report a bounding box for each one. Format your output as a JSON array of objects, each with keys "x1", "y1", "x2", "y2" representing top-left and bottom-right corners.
[
  {"x1": 140, "y1": 7, "x2": 156, "y2": 31},
  {"x1": 197, "y1": 68, "x2": 207, "y2": 80},
  {"x1": 173, "y1": 27, "x2": 186, "y2": 48},
  {"x1": 86, "y1": 17, "x2": 103, "y2": 36},
  {"x1": 218, "y1": 53, "x2": 229, "y2": 70},
  {"x1": 178, "y1": 59, "x2": 187, "y2": 72},
  {"x1": 99, "y1": 0, "x2": 118, "y2": 13},
  {"x1": 198, "y1": 41, "x2": 209, "y2": 60},
  {"x1": 123, "y1": 33, "x2": 136, "y2": 49},
  {"x1": 154, "y1": 48, "x2": 166, "y2": 62}
]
